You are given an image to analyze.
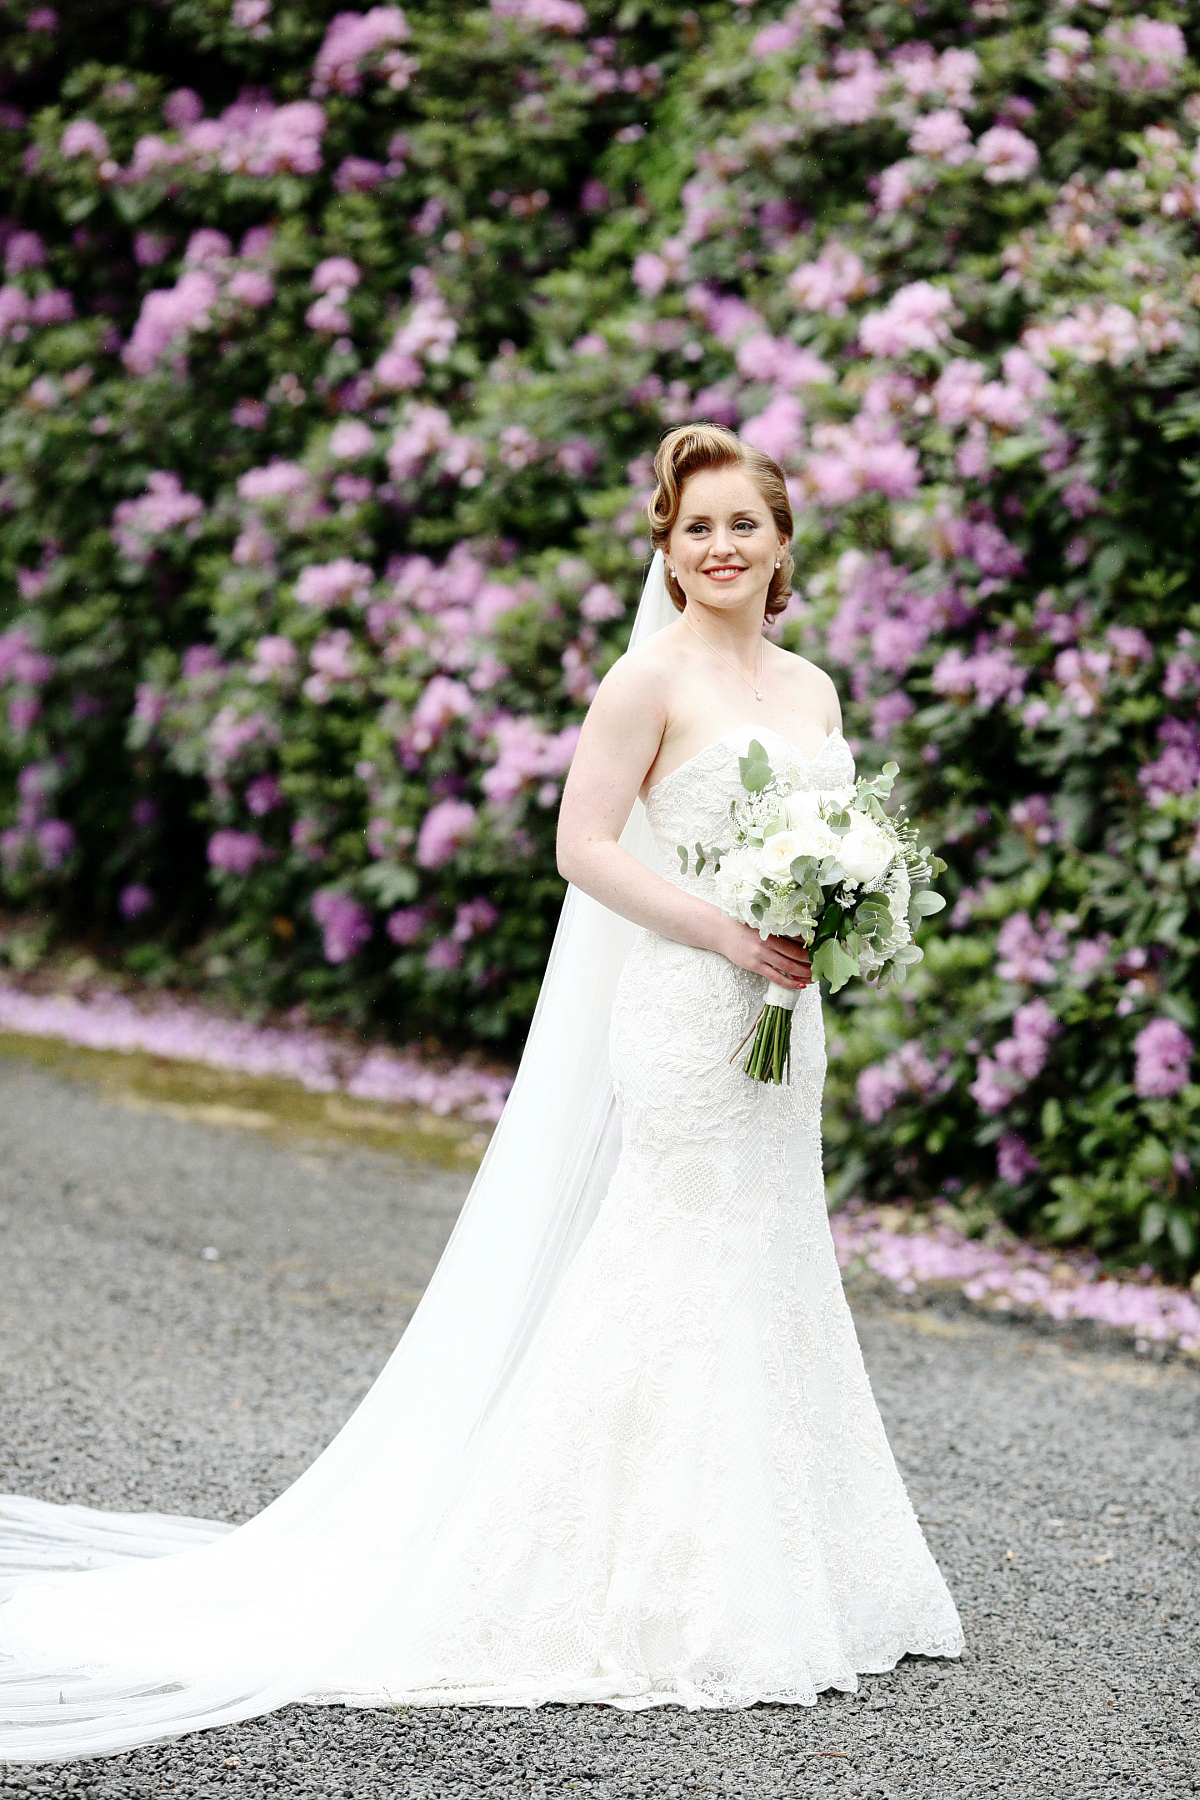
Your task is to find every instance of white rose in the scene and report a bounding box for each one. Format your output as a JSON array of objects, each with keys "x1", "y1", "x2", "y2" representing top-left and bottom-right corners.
[
  {"x1": 838, "y1": 815, "x2": 893, "y2": 884},
  {"x1": 782, "y1": 789, "x2": 822, "y2": 828},
  {"x1": 760, "y1": 820, "x2": 835, "y2": 877}
]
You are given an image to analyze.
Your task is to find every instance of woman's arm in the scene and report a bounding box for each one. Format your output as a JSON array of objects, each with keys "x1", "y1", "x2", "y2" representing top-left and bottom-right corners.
[{"x1": 556, "y1": 654, "x2": 811, "y2": 990}]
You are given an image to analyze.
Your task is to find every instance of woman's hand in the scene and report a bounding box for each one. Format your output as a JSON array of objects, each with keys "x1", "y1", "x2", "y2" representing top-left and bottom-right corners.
[{"x1": 713, "y1": 917, "x2": 812, "y2": 989}]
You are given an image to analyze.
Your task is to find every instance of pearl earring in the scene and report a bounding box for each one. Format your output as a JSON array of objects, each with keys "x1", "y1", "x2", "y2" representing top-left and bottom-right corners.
[{"x1": 774, "y1": 559, "x2": 781, "y2": 569}]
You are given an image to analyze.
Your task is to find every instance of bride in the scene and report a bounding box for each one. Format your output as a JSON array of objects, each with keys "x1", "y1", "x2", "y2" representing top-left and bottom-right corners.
[{"x1": 0, "y1": 423, "x2": 963, "y2": 1761}]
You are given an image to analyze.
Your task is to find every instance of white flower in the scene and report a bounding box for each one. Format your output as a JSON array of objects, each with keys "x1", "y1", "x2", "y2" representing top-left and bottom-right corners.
[
  {"x1": 838, "y1": 813, "x2": 894, "y2": 884},
  {"x1": 760, "y1": 821, "x2": 836, "y2": 876}
]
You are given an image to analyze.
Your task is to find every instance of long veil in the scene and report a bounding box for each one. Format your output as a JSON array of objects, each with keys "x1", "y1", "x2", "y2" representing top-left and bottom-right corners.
[{"x1": 0, "y1": 554, "x2": 679, "y2": 1762}]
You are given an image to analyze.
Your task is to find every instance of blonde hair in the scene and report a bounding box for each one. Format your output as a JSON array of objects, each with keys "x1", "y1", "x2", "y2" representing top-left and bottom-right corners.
[{"x1": 646, "y1": 422, "x2": 795, "y2": 620}]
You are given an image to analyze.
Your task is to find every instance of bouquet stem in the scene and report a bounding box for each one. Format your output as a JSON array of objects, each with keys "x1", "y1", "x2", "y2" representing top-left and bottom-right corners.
[{"x1": 741, "y1": 981, "x2": 801, "y2": 1085}]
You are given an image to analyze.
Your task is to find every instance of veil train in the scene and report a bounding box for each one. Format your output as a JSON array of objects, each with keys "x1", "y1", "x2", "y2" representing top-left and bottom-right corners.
[{"x1": 0, "y1": 554, "x2": 679, "y2": 1762}]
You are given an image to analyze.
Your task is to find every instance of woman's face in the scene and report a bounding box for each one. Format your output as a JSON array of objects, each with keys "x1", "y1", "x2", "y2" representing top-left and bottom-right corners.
[{"x1": 666, "y1": 465, "x2": 787, "y2": 615}]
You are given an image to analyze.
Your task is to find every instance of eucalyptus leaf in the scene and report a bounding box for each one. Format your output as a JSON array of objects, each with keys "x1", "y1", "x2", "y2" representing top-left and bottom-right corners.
[{"x1": 811, "y1": 935, "x2": 860, "y2": 992}]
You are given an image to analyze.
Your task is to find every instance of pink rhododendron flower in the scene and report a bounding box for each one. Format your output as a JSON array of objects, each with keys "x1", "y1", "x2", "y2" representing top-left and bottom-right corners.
[
  {"x1": 386, "y1": 907, "x2": 428, "y2": 946},
  {"x1": 163, "y1": 88, "x2": 203, "y2": 128},
  {"x1": 491, "y1": 0, "x2": 587, "y2": 33},
  {"x1": 237, "y1": 461, "x2": 310, "y2": 503},
  {"x1": 995, "y1": 911, "x2": 1067, "y2": 985},
  {"x1": 30, "y1": 290, "x2": 74, "y2": 325},
  {"x1": 233, "y1": 0, "x2": 272, "y2": 30},
  {"x1": 1164, "y1": 632, "x2": 1200, "y2": 700},
  {"x1": 308, "y1": 629, "x2": 357, "y2": 682},
  {"x1": 870, "y1": 691, "x2": 914, "y2": 738},
  {"x1": 1106, "y1": 625, "x2": 1152, "y2": 664},
  {"x1": 453, "y1": 898, "x2": 499, "y2": 942},
  {"x1": 875, "y1": 158, "x2": 935, "y2": 216},
  {"x1": 1009, "y1": 795, "x2": 1058, "y2": 847},
  {"x1": 406, "y1": 675, "x2": 473, "y2": 752},
  {"x1": 205, "y1": 708, "x2": 278, "y2": 777},
  {"x1": 111, "y1": 473, "x2": 204, "y2": 563},
  {"x1": 231, "y1": 398, "x2": 269, "y2": 430},
  {"x1": 932, "y1": 643, "x2": 1027, "y2": 710},
  {"x1": 61, "y1": 119, "x2": 109, "y2": 159},
  {"x1": 1103, "y1": 16, "x2": 1186, "y2": 92},
  {"x1": 207, "y1": 829, "x2": 268, "y2": 875},
  {"x1": 1024, "y1": 304, "x2": 1143, "y2": 368},
  {"x1": 1134, "y1": 1018, "x2": 1193, "y2": 1099},
  {"x1": 424, "y1": 937, "x2": 464, "y2": 972},
  {"x1": 976, "y1": 126, "x2": 1038, "y2": 183},
  {"x1": 580, "y1": 583, "x2": 624, "y2": 623},
  {"x1": 416, "y1": 798, "x2": 477, "y2": 867},
  {"x1": 1138, "y1": 717, "x2": 1200, "y2": 804},
  {"x1": 996, "y1": 1133, "x2": 1040, "y2": 1185},
  {"x1": 387, "y1": 405, "x2": 453, "y2": 479},
  {"x1": 736, "y1": 334, "x2": 830, "y2": 388},
  {"x1": 4, "y1": 230, "x2": 45, "y2": 274},
  {"x1": 295, "y1": 559, "x2": 373, "y2": 610},
  {"x1": 481, "y1": 717, "x2": 580, "y2": 805},
  {"x1": 740, "y1": 393, "x2": 806, "y2": 464},
  {"x1": 1070, "y1": 936, "x2": 1111, "y2": 980},
  {"x1": 35, "y1": 819, "x2": 74, "y2": 868},
  {"x1": 1045, "y1": 25, "x2": 1093, "y2": 85},
  {"x1": 177, "y1": 96, "x2": 326, "y2": 178},
  {"x1": 0, "y1": 286, "x2": 30, "y2": 339},
  {"x1": 227, "y1": 268, "x2": 275, "y2": 307},
  {"x1": 312, "y1": 7, "x2": 412, "y2": 95},
  {"x1": 858, "y1": 281, "x2": 956, "y2": 357},
  {"x1": 788, "y1": 240, "x2": 875, "y2": 315},
  {"x1": 184, "y1": 229, "x2": 232, "y2": 267},
  {"x1": 1052, "y1": 646, "x2": 1110, "y2": 717},
  {"x1": 311, "y1": 889, "x2": 372, "y2": 962},
  {"x1": 244, "y1": 774, "x2": 283, "y2": 816},
  {"x1": 334, "y1": 156, "x2": 386, "y2": 192},
  {"x1": 970, "y1": 999, "x2": 1059, "y2": 1113},
  {"x1": 908, "y1": 108, "x2": 972, "y2": 163},
  {"x1": 123, "y1": 270, "x2": 218, "y2": 373},
  {"x1": 118, "y1": 883, "x2": 155, "y2": 920},
  {"x1": 329, "y1": 419, "x2": 375, "y2": 460},
  {"x1": 311, "y1": 256, "x2": 360, "y2": 295}
]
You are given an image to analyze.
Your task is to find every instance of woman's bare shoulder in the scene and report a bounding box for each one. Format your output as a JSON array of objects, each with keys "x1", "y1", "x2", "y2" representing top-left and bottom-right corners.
[
  {"x1": 590, "y1": 628, "x2": 679, "y2": 718},
  {"x1": 768, "y1": 642, "x2": 842, "y2": 725}
]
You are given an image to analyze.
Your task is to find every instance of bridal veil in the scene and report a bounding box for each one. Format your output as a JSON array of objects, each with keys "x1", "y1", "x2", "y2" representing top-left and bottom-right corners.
[{"x1": 0, "y1": 555, "x2": 679, "y2": 1761}]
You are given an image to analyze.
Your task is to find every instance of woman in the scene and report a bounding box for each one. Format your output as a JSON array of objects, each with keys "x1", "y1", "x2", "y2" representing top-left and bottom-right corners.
[{"x1": 0, "y1": 425, "x2": 962, "y2": 1759}]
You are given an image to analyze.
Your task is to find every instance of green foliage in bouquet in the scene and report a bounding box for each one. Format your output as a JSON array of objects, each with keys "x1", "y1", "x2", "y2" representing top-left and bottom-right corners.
[{"x1": 2, "y1": 0, "x2": 1200, "y2": 1271}]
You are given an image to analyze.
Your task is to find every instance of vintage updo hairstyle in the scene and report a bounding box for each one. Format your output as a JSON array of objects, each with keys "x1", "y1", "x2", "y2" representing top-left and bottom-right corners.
[{"x1": 646, "y1": 422, "x2": 795, "y2": 621}]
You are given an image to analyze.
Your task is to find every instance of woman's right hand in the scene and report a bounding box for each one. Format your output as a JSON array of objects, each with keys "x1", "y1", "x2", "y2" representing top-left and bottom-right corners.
[{"x1": 712, "y1": 916, "x2": 812, "y2": 990}]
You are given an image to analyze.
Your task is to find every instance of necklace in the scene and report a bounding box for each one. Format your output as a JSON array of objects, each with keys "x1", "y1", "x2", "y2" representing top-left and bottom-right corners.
[{"x1": 682, "y1": 612, "x2": 765, "y2": 701}]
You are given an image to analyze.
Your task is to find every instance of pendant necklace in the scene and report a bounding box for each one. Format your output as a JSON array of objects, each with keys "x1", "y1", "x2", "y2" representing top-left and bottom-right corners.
[{"x1": 682, "y1": 611, "x2": 765, "y2": 701}]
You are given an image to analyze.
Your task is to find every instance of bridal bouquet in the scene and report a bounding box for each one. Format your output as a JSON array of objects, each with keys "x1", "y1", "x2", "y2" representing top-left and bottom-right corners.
[{"x1": 677, "y1": 740, "x2": 946, "y2": 1084}]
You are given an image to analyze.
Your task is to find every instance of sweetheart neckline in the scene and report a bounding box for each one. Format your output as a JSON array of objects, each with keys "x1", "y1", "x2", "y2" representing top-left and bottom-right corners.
[{"x1": 644, "y1": 724, "x2": 845, "y2": 802}]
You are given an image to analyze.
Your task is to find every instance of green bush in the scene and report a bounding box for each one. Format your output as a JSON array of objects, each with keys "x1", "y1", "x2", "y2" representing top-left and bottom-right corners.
[{"x1": 2, "y1": 0, "x2": 1199, "y2": 1272}]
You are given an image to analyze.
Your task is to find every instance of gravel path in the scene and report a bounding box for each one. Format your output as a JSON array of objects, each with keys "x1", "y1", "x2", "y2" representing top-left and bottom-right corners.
[{"x1": 1, "y1": 1056, "x2": 1198, "y2": 1799}]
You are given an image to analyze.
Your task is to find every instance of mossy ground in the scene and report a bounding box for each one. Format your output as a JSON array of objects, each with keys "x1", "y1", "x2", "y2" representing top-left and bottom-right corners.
[{"x1": 0, "y1": 1030, "x2": 490, "y2": 1169}]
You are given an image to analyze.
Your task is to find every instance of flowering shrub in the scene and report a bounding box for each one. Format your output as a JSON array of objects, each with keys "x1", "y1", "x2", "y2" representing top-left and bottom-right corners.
[{"x1": 2, "y1": 0, "x2": 1200, "y2": 1271}]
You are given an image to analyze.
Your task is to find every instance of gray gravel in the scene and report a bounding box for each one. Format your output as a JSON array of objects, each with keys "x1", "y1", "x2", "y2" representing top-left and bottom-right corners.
[{"x1": 1, "y1": 1056, "x2": 1198, "y2": 1800}]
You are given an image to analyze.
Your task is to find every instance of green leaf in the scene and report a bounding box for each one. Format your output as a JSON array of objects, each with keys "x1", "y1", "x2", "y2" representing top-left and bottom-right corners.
[
  {"x1": 811, "y1": 935, "x2": 860, "y2": 992},
  {"x1": 910, "y1": 890, "x2": 946, "y2": 916},
  {"x1": 1168, "y1": 1213, "x2": 1195, "y2": 1258},
  {"x1": 738, "y1": 741, "x2": 773, "y2": 792},
  {"x1": 1140, "y1": 1201, "x2": 1166, "y2": 1245},
  {"x1": 694, "y1": 842, "x2": 706, "y2": 876},
  {"x1": 1041, "y1": 1097, "x2": 1063, "y2": 1140},
  {"x1": 677, "y1": 845, "x2": 688, "y2": 873},
  {"x1": 360, "y1": 863, "x2": 418, "y2": 906}
]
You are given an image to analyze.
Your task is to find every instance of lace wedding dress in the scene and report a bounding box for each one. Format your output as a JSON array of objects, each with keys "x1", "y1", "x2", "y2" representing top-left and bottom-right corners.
[{"x1": 0, "y1": 560, "x2": 962, "y2": 1759}]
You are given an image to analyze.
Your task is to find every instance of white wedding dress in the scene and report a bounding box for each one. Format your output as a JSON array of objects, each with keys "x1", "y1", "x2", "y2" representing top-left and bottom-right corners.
[{"x1": 0, "y1": 559, "x2": 962, "y2": 1759}]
